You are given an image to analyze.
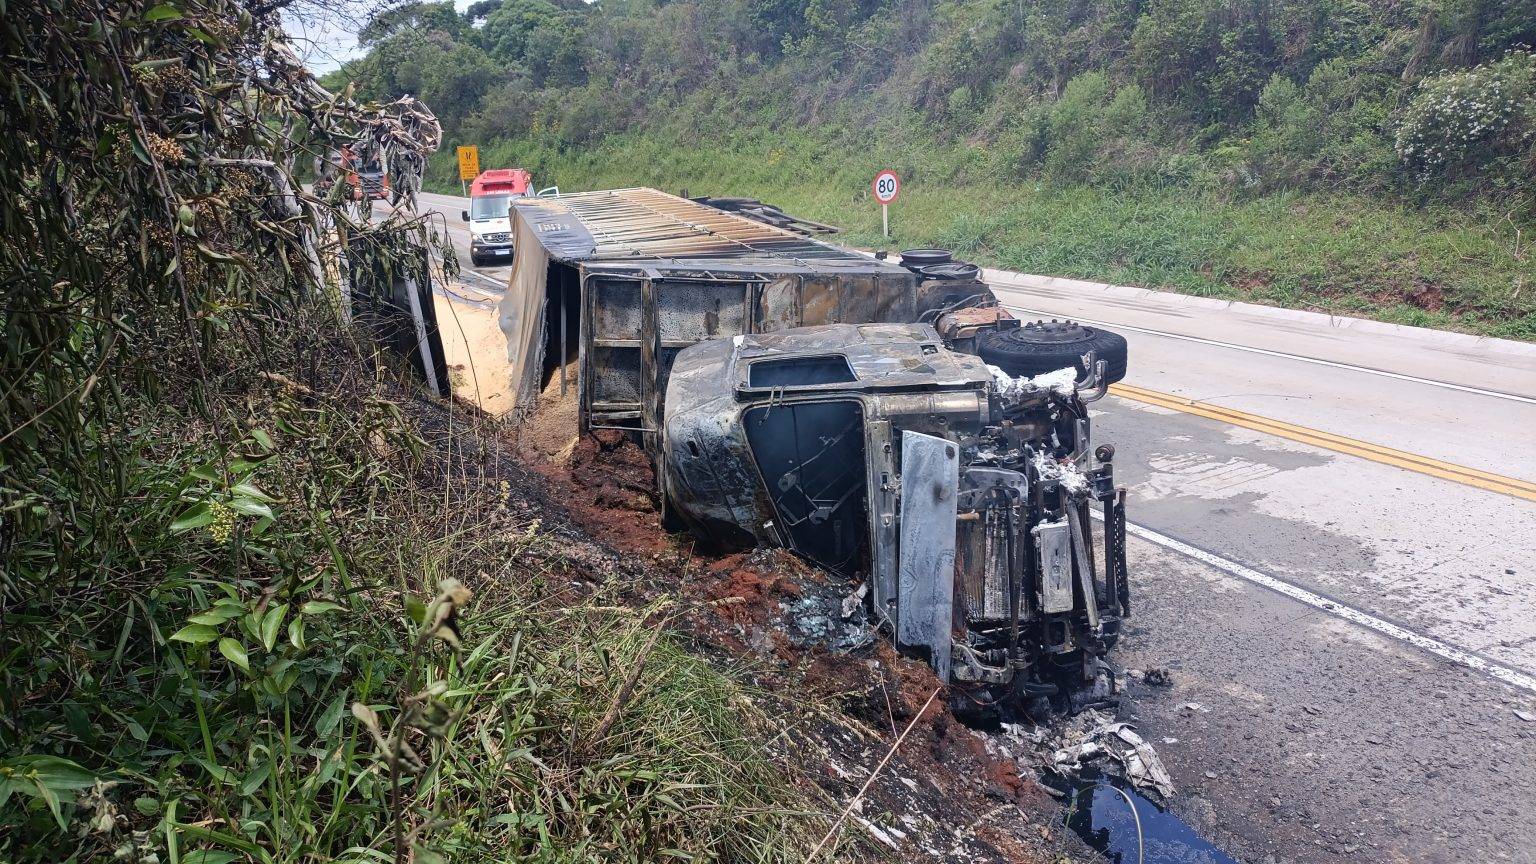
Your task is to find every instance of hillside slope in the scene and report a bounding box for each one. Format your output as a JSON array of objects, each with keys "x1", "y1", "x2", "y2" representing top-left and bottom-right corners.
[{"x1": 334, "y1": 0, "x2": 1535, "y2": 337}]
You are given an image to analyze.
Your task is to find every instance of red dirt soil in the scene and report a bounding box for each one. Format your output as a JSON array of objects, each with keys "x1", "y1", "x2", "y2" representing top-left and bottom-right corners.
[
  {"x1": 507, "y1": 400, "x2": 1071, "y2": 862},
  {"x1": 528, "y1": 428, "x2": 671, "y2": 556}
]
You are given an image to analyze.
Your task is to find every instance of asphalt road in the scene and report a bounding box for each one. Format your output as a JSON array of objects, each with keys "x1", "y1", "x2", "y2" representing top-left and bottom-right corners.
[
  {"x1": 408, "y1": 189, "x2": 1536, "y2": 863},
  {"x1": 412, "y1": 191, "x2": 515, "y2": 285}
]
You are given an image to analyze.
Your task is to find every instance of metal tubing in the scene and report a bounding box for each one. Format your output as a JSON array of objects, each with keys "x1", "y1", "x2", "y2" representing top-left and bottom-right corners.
[
  {"x1": 1103, "y1": 491, "x2": 1118, "y2": 614},
  {"x1": 1075, "y1": 358, "x2": 1110, "y2": 403},
  {"x1": 1004, "y1": 490, "x2": 1021, "y2": 661},
  {"x1": 559, "y1": 271, "x2": 568, "y2": 396},
  {"x1": 1067, "y1": 504, "x2": 1101, "y2": 631},
  {"x1": 1114, "y1": 488, "x2": 1130, "y2": 615}
]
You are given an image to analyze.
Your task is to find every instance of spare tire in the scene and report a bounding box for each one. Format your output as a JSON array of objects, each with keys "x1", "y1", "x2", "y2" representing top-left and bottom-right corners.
[
  {"x1": 916, "y1": 262, "x2": 981, "y2": 281},
  {"x1": 899, "y1": 248, "x2": 953, "y2": 269},
  {"x1": 976, "y1": 320, "x2": 1128, "y2": 385}
]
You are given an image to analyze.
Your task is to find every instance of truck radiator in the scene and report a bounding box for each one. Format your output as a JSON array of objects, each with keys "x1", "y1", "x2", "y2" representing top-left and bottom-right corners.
[{"x1": 958, "y1": 508, "x2": 1013, "y2": 622}]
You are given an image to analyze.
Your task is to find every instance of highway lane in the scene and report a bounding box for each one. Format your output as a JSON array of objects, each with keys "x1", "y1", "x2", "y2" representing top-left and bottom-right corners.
[
  {"x1": 988, "y1": 273, "x2": 1536, "y2": 476},
  {"x1": 413, "y1": 191, "x2": 514, "y2": 286},
  {"x1": 405, "y1": 189, "x2": 1536, "y2": 862}
]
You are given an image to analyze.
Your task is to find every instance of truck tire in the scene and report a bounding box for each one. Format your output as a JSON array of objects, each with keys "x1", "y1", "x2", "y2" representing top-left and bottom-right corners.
[
  {"x1": 976, "y1": 320, "x2": 1128, "y2": 385},
  {"x1": 899, "y1": 248, "x2": 953, "y2": 268},
  {"x1": 916, "y1": 262, "x2": 981, "y2": 281}
]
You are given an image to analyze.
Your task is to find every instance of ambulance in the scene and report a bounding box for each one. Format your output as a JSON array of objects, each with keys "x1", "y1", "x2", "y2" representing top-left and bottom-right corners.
[{"x1": 461, "y1": 169, "x2": 539, "y2": 266}]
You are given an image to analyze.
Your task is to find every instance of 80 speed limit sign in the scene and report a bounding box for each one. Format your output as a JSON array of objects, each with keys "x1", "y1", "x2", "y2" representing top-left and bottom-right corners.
[{"x1": 872, "y1": 170, "x2": 901, "y2": 204}]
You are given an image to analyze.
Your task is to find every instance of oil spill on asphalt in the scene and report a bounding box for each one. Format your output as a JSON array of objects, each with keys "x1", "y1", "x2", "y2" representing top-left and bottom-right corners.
[{"x1": 1059, "y1": 770, "x2": 1236, "y2": 864}]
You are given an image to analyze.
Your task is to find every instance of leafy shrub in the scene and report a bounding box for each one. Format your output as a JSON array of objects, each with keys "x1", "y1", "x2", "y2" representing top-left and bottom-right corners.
[
  {"x1": 1395, "y1": 51, "x2": 1536, "y2": 183},
  {"x1": 1044, "y1": 71, "x2": 1112, "y2": 182},
  {"x1": 1250, "y1": 59, "x2": 1399, "y2": 190},
  {"x1": 1040, "y1": 73, "x2": 1165, "y2": 187},
  {"x1": 0, "y1": 3, "x2": 824, "y2": 862}
]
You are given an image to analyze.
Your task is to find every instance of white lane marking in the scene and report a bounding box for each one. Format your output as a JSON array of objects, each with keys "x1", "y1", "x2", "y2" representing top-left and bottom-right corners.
[
  {"x1": 996, "y1": 296, "x2": 1536, "y2": 406},
  {"x1": 1107, "y1": 513, "x2": 1536, "y2": 694}
]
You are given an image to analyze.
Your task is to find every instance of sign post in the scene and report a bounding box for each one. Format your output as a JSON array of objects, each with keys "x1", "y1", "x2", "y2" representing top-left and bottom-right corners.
[
  {"x1": 872, "y1": 169, "x2": 900, "y2": 238},
  {"x1": 456, "y1": 145, "x2": 480, "y2": 196}
]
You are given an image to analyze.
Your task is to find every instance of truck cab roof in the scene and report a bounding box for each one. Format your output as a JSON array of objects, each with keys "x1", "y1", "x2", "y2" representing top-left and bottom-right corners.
[{"x1": 471, "y1": 168, "x2": 531, "y2": 197}]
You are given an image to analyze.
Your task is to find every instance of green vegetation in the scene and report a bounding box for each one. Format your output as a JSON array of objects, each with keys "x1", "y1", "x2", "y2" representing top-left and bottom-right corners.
[
  {"x1": 428, "y1": 132, "x2": 1534, "y2": 338},
  {"x1": 334, "y1": 0, "x2": 1536, "y2": 338},
  {"x1": 0, "y1": 2, "x2": 823, "y2": 861}
]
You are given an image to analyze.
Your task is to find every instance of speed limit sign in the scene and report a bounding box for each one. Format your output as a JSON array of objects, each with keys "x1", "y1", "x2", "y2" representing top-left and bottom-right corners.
[{"x1": 872, "y1": 170, "x2": 900, "y2": 237}]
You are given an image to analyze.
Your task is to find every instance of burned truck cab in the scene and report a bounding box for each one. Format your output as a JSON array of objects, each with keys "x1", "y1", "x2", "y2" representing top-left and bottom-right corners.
[
  {"x1": 495, "y1": 187, "x2": 1132, "y2": 713},
  {"x1": 661, "y1": 323, "x2": 1129, "y2": 711}
]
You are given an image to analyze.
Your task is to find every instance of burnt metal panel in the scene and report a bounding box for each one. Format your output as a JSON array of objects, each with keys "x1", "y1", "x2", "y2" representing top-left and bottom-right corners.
[
  {"x1": 800, "y1": 276, "x2": 840, "y2": 325},
  {"x1": 591, "y1": 278, "x2": 644, "y2": 339},
  {"x1": 659, "y1": 336, "x2": 779, "y2": 547},
  {"x1": 590, "y1": 346, "x2": 643, "y2": 405},
  {"x1": 640, "y1": 276, "x2": 659, "y2": 434},
  {"x1": 655, "y1": 281, "x2": 749, "y2": 342},
  {"x1": 867, "y1": 420, "x2": 899, "y2": 626},
  {"x1": 757, "y1": 277, "x2": 800, "y2": 332},
  {"x1": 898, "y1": 430, "x2": 959, "y2": 682},
  {"x1": 836, "y1": 274, "x2": 879, "y2": 324},
  {"x1": 1034, "y1": 518, "x2": 1074, "y2": 614}
]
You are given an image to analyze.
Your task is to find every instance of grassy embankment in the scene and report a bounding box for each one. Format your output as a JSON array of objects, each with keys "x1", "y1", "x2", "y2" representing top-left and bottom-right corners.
[
  {"x1": 432, "y1": 132, "x2": 1534, "y2": 341},
  {"x1": 1, "y1": 347, "x2": 827, "y2": 863}
]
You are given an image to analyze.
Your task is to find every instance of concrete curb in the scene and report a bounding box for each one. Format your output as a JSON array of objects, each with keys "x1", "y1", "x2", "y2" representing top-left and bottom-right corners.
[{"x1": 981, "y1": 268, "x2": 1536, "y2": 358}]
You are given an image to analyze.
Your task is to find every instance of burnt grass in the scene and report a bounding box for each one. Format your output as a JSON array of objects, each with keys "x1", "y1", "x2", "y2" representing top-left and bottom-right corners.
[{"x1": 407, "y1": 392, "x2": 1084, "y2": 863}]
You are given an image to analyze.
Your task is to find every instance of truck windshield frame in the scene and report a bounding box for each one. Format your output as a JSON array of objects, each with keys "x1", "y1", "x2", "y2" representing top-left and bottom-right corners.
[
  {"x1": 746, "y1": 355, "x2": 858, "y2": 388},
  {"x1": 470, "y1": 193, "x2": 514, "y2": 220}
]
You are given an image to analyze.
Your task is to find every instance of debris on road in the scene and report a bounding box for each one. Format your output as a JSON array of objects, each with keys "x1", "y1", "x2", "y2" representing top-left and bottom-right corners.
[
  {"x1": 841, "y1": 582, "x2": 869, "y2": 619},
  {"x1": 1045, "y1": 710, "x2": 1177, "y2": 800}
]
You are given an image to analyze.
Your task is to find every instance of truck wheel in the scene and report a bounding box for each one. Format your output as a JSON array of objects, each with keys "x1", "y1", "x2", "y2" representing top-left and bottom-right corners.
[
  {"x1": 976, "y1": 320, "x2": 1128, "y2": 385},
  {"x1": 470, "y1": 253, "x2": 486, "y2": 268},
  {"x1": 899, "y1": 248, "x2": 953, "y2": 268},
  {"x1": 916, "y1": 262, "x2": 981, "y2": 281}
]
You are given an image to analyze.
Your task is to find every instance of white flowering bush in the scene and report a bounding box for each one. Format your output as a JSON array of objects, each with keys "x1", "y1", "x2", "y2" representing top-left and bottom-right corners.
[{"x1": 1395, "y1": 51, "x2": 1536, "y2": 180}]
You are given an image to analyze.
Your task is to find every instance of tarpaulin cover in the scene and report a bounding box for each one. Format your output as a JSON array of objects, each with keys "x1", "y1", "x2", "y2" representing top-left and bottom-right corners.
[{"x1": 498, "y1": 212, "x2": 551, "y2": 414}]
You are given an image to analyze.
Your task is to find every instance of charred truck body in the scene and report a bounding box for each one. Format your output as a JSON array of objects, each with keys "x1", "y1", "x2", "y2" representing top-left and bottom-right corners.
[{"x1": 498, "y1": 188, "x2": 1131, "y2": 711}]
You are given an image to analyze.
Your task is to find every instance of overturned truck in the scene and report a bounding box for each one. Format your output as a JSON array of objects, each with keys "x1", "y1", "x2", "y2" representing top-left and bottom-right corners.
[{"x1": 498, "y1": 188, "x2": 1131, "y2": 712}]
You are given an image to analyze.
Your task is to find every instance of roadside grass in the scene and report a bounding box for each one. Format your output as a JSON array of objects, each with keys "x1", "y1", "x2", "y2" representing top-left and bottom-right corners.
[
  {"x1": 433, "y1": 132, "x2": 1534, "y2": 341},
  {"x1": 0, "y1": 327, "x2": 827, "y2": 863}
]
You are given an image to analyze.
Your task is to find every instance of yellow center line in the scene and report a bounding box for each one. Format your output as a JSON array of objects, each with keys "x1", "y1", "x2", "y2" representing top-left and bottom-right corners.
[{"x1": 1108, "y1": 382, "x2": 1536, "y2": 503}]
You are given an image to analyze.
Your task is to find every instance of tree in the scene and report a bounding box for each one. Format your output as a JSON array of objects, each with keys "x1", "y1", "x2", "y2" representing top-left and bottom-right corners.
[
  {"x1": 359, "y1": 0, "x2": 464, "y2": 45},
  {"x1": 478, "y1": 0, "x2": 591, "y2": 85}
]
